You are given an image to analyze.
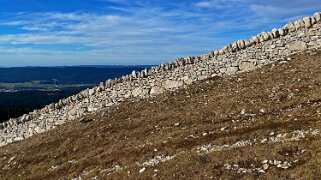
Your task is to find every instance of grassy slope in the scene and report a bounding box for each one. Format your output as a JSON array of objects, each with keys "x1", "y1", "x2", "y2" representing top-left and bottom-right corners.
[{"x1": 1, "y1": 52, "x2": 321, "y2": 179}]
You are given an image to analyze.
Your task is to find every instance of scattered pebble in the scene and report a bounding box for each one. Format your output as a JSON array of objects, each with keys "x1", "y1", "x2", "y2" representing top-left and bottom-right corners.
[
  {"x1": 139, "y1": 167, "x2": 146, "y2": 173},
  {"x1": 220, "y1": 127, "x2": 228, "y2": 131},
  {"x1": 262, "y1": 164, "x2": 269, "y2": 170}
]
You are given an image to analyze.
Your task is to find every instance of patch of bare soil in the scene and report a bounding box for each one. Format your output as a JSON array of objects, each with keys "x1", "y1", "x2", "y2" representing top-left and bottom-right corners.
[{"x1": 1, "y1": 52, "x2": 321, "y2": 179}]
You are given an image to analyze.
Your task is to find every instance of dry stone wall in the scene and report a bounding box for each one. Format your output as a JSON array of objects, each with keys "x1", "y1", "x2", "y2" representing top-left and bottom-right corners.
[{"x1": 1, "y1": 12, "x2": 321, "y2": 146}]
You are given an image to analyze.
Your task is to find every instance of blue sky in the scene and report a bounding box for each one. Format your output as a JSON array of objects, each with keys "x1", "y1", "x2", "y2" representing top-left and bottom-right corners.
[{"x1": 0, "y1": 0, "x2": 320, "y2": 66}]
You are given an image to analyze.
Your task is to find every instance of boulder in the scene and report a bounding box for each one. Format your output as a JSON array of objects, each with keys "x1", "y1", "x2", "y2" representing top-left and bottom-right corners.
[
  {"x1": 105, "y1": 80, "x2": 111, "y2": 88},
  {"x1": 26, "y1": 115, "x2": 31, "y2": 121},
  {"x1": 208, "y1": 51, "x2": 214, "y2": 58},
  {"x1": 89, "y1": 89, "x2": 95, "y2": 96},
  {"x1": 222, "y1": 46, "x2": 229, "y2": 53},
  {"x1": 285, "y1": 22, "x2": 296, "y2": 32},
  {"x1": 231, "y1": 42, "x2": 239, "y2": 51},
  {"x1": 311, "y1": 17, "x2": 317, "y2": 25},
  {"x1": 198, "y1": 75, "x2": 208, "y2": 81},
  {"x1": 294, "y1": 20, "x2": 304, "y2": 30},
  {"x1": 179, "y1": 60, "x2": 186, "y2": 66},
  {"x1": 136, "y1": 72, "x2": 142, "y2": 78},
  {"x1": 2, "y1": 122, "x2": 8, "y2": 128},
  {"x1": 82, "y1": 89, "x2": 89, "y2": 97},
  {"x1": 251, "y1": 36, "x2": 259, "y2": 44},
  {"x1": 218, "y1": 49, "x2": 224, "y2": 55},
  {"x1": 48, "y1": 103, "x2": 55, "y2": 110},
  {"x1": 150, "y1": 86, "x2": 164, "y2": 95},
  {"x1": 132, "y1": 87, "x2": 144, "y2": 97},
  {"x1": 314, "y1": 12, "x2": 321, "y2": 22},
  {"x1": 162, "y1": 80, "x2": 184, "y2": 89},
  {"x1": 261, "y1": 32, "x2": 271, "y2": 41},
  {"x1": 21, "y1": 114, "x2": 28, "y2": 122},
  {"x1": 308, "y1": 41, "x2": 321, "y2": 48},
  {"x1": 99, "y1": 82, "x2": 105, "y2": 88},
  {"x1": 278, "y1": 28, "x2": 287, "y2": 36},
  {"x1": 35, "y1": 126, "x2": 44, "y2": 134},
  {"x1": 226, "y1": 67, "x2": 239, "y2": 74},
  {"x1": 287, "y1": 41, "x2": 308, "y2": 51},
  {"x1": 185, "y1": 58, "x2": 190, "y2": 64},
  {"x1": 131, "y1": 70, "x2": 137, "y2": 78},
  {"x1": 96, "y1": 86, "x2": 103, "y2": 93},
  {"x1": 182, "y1": 76, "x2": 193, "y2": 85},
  {"x1": 258, "y1": 34, "x2": 265, "y2": 42},
  {"x1": 201, "y1": 54, "x2": 209, "y2": 60},
  {"x1": 62, "y1": 99, "x2": 68, "y2": 105},
  {"x1": 213, "y1": 50, "x2": 219, "y2": 57},
  {"x1": 142, "y1": 69, "x2": 148, "y2": 77},
  {"x1": 14, "y1": 136, "x2": 24, "y2": 141},
  {"x1": 271, "y1": 28, "x2": 280, "y2": 38},
  {"x1": 71, "y1": 95, "x2": 77, "y2": 101},
  {"x1": 239, "y1": 60, "x2": 257, "y2": 71},
  {"x1": 237, "y1": 40, "x2": 245, "y2": 49},
  {"x1": 303, "y1": 17, "x2": 312, "y2": 28},
  {"x1": 244, "y1": 40, "x2": 252, "y2": 48},
  {"x1": 174, "y1": 61, "x2": 179, "y2": 67},
  {"x1": 8, "y1": 118, "x2": 18, "y2": 126},
  {"x1": 76, "y1": 94, "x2": 82, "y2": 100}
]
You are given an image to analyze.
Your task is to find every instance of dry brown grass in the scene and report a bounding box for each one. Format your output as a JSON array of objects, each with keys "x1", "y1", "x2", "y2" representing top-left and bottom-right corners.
[{"x1": 1, "y1": 51, "x2": 321, "y2": 179}]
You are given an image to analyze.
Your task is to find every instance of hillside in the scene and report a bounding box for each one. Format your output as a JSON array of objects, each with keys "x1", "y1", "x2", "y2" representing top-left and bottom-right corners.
[
  {"x1": 1, "y1": 51, "x2": 321, "y2": 179},
  {"x1": 1, "y1": 13, "x2": 321, "y2": 147}
]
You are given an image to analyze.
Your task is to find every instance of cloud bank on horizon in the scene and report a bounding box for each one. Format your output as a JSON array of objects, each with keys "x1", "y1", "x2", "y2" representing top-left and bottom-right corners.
[{"x1": 0, "y1": 0, "x2": 320, "y2": 66}]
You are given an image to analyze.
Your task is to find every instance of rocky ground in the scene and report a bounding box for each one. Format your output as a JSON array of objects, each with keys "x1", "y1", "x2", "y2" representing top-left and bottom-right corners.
[{"x1": 1, "y1": 51, "x2": 321, "y2": 179}]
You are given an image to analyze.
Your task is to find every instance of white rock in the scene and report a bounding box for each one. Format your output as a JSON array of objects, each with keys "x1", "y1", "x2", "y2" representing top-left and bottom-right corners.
[
  {"x1": 220, "y1": 127, "x2": 228, "y2": 131},
  {"x1": 162, "y1": 80, "x2": 184, "y2": 89},
  {"x1": 287, "y1": 41, "x2": 308, "y2": 51},
  {"x1": 139, "y1": 167, "x2": 146, "y2": 173},
  {"x1": 262, "y1": 164, "x2": 269, "y2": 170},
  {"x1": 226, "y1": 67, "x2": 239, "y2": 74},
  {"x1": 150, "y1": 86, "x2": 164, "y2": 95},
  {"x1": 303, "y1": 17, "x2": 312, "y2": 28},
  {"x1": 182, "y1": 76, "x2": 193, "y2": 85},
  {"x1": 314, "y1": 12, "x2": 321, "y2": 22},
  {"x1": 239, "y1": 60, "x2": 257, "y2": 71}
]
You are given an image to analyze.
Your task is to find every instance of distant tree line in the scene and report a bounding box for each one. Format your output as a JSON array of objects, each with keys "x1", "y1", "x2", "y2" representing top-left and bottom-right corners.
[{"x1": 0, "y1": 90, "x2": 81, "y2": 123}]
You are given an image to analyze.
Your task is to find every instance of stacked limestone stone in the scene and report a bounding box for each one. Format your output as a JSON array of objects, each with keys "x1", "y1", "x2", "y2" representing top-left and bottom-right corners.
[{"x1": 1, "y1": 13, "x2": 321, "y2": 146}]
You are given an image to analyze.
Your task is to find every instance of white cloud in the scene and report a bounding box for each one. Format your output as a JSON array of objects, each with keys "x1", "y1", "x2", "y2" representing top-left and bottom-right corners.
[
  {"x1": 194, "y1": 1, "x2": 212, "y2": 8},
  {"x1": 249, "y1": 0, "x2": 321, "y2": 18},
  {"x1": 194, "y1": 0, "x2": 246, "y2": 9},
  {"x1": 0, "y1": 0, "x2": 320, "y2": 66}
]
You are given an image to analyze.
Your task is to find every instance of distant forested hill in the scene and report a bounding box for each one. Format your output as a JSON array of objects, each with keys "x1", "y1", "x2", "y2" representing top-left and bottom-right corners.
[
  {"x1": 0, "y1": 66, "x2": 151, "y2": 84},
  {"x1": 0, "y1": 90, "x2": 82, "y2": 123}
]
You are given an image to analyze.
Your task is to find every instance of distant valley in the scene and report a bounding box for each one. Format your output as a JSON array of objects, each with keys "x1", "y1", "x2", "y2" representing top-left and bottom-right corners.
[
  {"x1": 0, "y1": 65, "x2": 151, "y2": 122},
  {"x1": 0, "y1": 66, "x2": 151, "y2": 91}
]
